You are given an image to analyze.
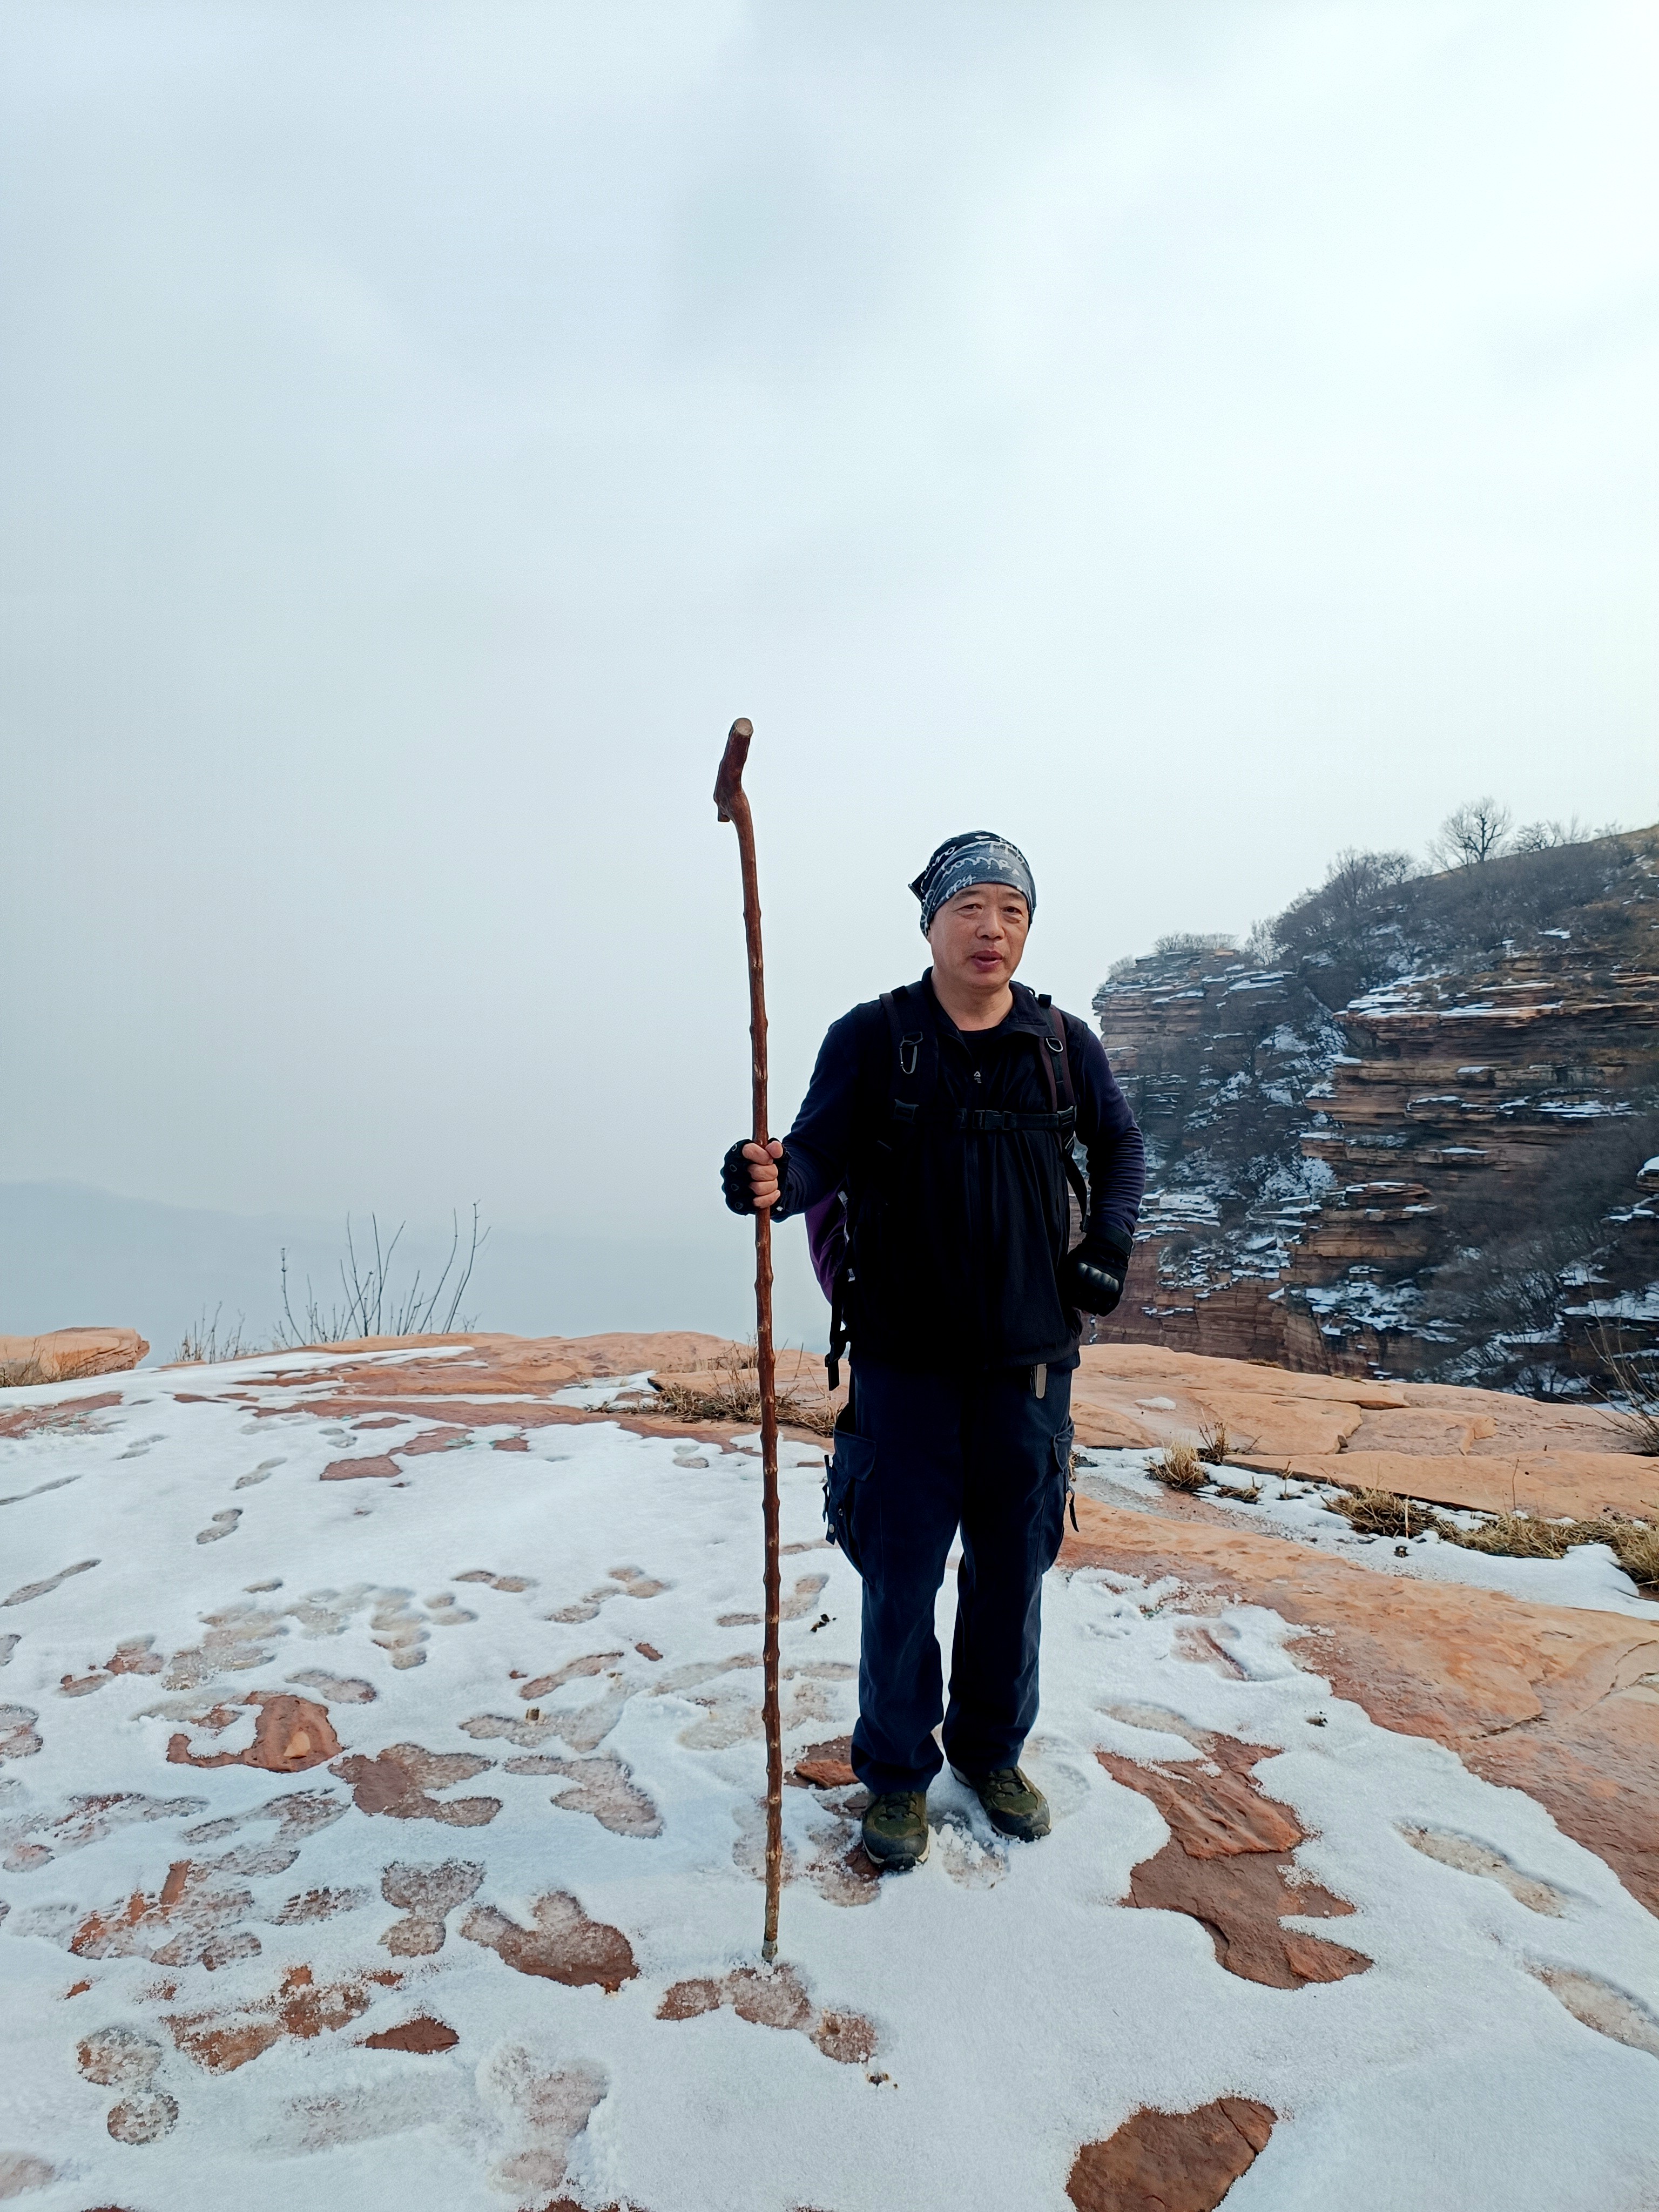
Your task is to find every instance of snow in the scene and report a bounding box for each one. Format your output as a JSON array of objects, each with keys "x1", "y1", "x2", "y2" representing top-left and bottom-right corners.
[
  {"x1": 1566, "y1": 1285, "x2": 1659, "y2": 1323},
  {"x1": 2, "y1": 1360, "x2": 1658, "y2": 2210}
]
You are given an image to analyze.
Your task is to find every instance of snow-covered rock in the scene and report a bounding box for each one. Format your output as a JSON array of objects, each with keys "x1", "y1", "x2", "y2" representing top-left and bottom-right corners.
[{"x1": 2, "y1": 1338, "x2": 1657, "y2": 2210}]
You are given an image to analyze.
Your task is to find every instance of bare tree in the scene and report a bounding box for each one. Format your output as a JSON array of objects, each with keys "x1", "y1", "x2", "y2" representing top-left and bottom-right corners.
[
  {"x1": 1510, "y1": 815, "x2": 1590, "y2": 853},
  {"x1": 1152, "y1": 932, "x2": 1237, "y2": 958},
  {"x1": 1433, "y1": 797, "x2": 1513, "y2": 868}
]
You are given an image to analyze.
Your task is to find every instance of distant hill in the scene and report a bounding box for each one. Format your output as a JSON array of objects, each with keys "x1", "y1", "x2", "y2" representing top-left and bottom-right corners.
[
  {"x1": 0, "y1": 1182, "x2": 827, "y2": 1363},
  {"x1": 1094, "y1": 823, "x2": 1659, "y2": 1392}
]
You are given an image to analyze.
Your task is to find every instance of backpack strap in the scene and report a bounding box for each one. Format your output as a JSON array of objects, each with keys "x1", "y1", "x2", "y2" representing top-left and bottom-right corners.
[
  {"x1": 1035, "y1": 995, "x2": 1091, "y2": 1231},
  {"x1": 827, "y1": 988, "x2": 935, "y2": 1390},
  {"x1": 879, "y1": 985, "x2": 938, "y2": 1138}
]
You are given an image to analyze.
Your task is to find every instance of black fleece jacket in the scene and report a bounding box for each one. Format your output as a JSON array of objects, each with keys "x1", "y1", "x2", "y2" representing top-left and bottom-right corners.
[{"x1": 770, "y1": 973, "x2": 1145, "y2": 1372}]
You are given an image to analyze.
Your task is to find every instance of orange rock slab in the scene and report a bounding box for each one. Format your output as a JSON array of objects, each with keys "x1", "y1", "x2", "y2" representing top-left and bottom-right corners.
[
  {"x1": 0, "y1": 1328, "x2": 148, "y2": 1381},
  {"x1": 166, "y1": 1694, "x2": 340, "y2": 1775},
  {"x1": 1063, "y1": 1496, "x2": 1659, "y2": 1914},
  {"x1": 1069, "y1": 1344, "x2": 1654, "y2": 1520},
  {"x1": 1068, "y1": 2097, "x2": 1276, "y2": 2212}
]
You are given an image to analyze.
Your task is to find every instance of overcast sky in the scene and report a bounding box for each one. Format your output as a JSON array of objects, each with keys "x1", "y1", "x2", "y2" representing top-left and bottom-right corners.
[{"x1": 2, "y1": 1, "x2": 1655, "y2": 1325}]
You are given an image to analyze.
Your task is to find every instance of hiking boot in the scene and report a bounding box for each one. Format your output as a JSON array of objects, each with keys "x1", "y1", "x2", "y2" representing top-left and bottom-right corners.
[
  {"x1": 861, "y1": 1789, "x2": 930, "y2": 1871},
  {"x1": 950, "y1": 1764, "x2": 1051, "y2": 1842}
]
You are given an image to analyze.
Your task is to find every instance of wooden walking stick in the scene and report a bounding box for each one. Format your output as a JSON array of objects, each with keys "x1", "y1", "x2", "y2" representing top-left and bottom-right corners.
[{"x1": 713, "y1": 716, "x2": 786, "y2": 1963}]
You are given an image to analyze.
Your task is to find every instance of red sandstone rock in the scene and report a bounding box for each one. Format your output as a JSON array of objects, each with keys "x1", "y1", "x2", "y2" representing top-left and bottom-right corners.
[
  {"x1": 1063, "y1": 1496, "x2": 1659, "y2": 1914},
  {"x1": 460, "y1": 1889, "x2": 636, "y2": 1991},
  {"x1": 1100, "y1": 1734, "x2": 1368, "y2": 1988},
  {"x1": 69, "y1": 1859, "x2": 257, "y2": 1971},
  {"x1": 1066, "y1": 1345, "x2": 1654, "y2": 1520},
  {"x1": 166, "y1": 1694, "x2": 340, "y2": 1774},
  {"x1": 361, "y1": 2014, "x2": 458, "y2": 2052},
  {"x1": 167, "y1": 1964, "x2": 377, "y2": 2073},
  {"x1": 795, "y1": 1753, "x2": 859, "y2": 1789},
  {"x1": 0, "y1": 1390, "x2": 121, "y2": 1441},
  {"x1": 794, "y1": 1736, "x2": 858, "y2": 1789},
  {"x1": 329, "y1": 1744, "x2": 500, "y2": 1825},
  {"x1": 657, "y1": 1963, "x2": 877, "y2": 2063},
  {"x1": 1067, "y1": 2097, "x2": 1276, "y2": 2212},
  {"x1": 0, "y1": 1328, "x2": 147, "y2": 1382}
]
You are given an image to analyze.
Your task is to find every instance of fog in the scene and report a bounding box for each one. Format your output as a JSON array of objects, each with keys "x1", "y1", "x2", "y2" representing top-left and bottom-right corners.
[{"x1": 2, "y1": 1, "x2": 1654, "y2": 1348}]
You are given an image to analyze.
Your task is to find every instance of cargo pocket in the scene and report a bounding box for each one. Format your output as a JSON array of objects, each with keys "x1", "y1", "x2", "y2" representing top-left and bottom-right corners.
[
  {"x1": 1054, "y1": 1420, "x2": 1078, "y2": 1536},
  {"x1": 823, "y1": 1425, "x2": 875, "y2": 1577}
]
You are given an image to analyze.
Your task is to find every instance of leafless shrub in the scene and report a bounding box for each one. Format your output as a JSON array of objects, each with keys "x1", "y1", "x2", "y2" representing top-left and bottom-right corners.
[
  {"x1": 1196, "y1": 1418, "x2": 1256, "y2": 1466},
  {"x1": 276, "y1": 1204, "x2": 488, "y2": 1347},
  {"x1": 174, "y1": 1305, "x2": 255, "y2": 1365},
  {"x1": 1153, "y1": 932, "x2": 1237, "y2": 959},
  {"x1": 1511, "y1": 815, "x2": 1594, "y2": 853},
  {"x1": 1150, "y1": 1442, "x2": 1206, "y2": 1492},
  {"x1": 0, "y1": 1355, "x2": 49, "y2": 1388},
  {"x1": 1591, "y1": 1327, "x2": 1659, "y2": 1456}
]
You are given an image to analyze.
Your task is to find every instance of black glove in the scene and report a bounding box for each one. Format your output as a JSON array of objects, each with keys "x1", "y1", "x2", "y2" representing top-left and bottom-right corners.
[
  {"x1": 1062, "y1": 1232, "x2": 1132, "y2": 1315},
  {"x1": 723, "y1": 1139, "x2": 788, "y2": 1216},
  {"x1": 721, "y1": 1140, "x2": 757, "y2": 1215}
]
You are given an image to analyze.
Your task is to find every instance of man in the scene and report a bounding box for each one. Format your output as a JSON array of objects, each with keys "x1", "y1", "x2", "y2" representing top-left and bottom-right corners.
[{"x1": 721, "y1": 831, "x2": 1144, "y2": 1871}]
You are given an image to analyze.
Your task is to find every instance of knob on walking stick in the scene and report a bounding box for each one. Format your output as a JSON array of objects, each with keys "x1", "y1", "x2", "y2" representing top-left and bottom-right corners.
[{"x1": 713, "y1": 717, "x2": 786, "y2": 1962}]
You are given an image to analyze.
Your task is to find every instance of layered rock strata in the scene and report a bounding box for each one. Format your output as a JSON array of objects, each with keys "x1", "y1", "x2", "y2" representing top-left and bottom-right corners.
[{"x1": 1092, "y1": 828, "x2": 1659, "y2": 1384}]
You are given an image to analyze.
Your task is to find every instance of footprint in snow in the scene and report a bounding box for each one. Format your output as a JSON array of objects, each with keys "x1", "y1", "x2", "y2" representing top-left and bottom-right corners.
[
  {"x1": 0, "y1": 1704, "x2": 43, "y2": 1761},
  {"x1": 77, "y1": 2024, "x2": 179, "y2": 2143},
  {"x1": 932, "y1": 1808, "x2": 1009, "y2": 1889},
  {"x1": 547, "y1": 1564, "x2": 670, "y2": 1624},
  {"x1": 3, "y1": 1559, "x2": 98, "y2": 1608},
  {"x1": 479, "y1": 2043, "x2": 610, "y2": 2201},
  {"x1": 197, "y1": 1509, "x2": 242, "y2": 1543},
  {"x1": 1400, "y1": 1825, "x2": 1570, "y2": 1916},
  {"x1": 379, "y1": 1858, "x2": 484, "y2": 1953},
  {"x1": 718, "y1": 1572, "x2": 829, "y2": 1629},
  {"x1": 1532, "y1": 1965, "x2": 1659, "y2": 2059}
]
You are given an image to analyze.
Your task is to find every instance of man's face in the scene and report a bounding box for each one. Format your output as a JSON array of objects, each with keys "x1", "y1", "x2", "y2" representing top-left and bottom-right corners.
[{"x1": 927, "y1": 884, "x2": 1031, "y2": 993}]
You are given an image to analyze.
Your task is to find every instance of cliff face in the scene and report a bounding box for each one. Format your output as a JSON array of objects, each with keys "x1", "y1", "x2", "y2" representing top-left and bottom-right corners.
[{"x1": 1094, "y1": 827, "x2": 1659, "y2": 1388}]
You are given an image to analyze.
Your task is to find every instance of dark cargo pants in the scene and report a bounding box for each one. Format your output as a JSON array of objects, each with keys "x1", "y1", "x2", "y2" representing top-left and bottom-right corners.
[{"x1": 824, "y1": 1357, "x2": 1075, "y2": 1796}]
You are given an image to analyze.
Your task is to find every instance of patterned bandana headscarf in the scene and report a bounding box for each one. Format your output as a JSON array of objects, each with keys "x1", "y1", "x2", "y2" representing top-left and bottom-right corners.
[{"x1": 909, "y1": 831, "x2": 1036, "y2": 936}]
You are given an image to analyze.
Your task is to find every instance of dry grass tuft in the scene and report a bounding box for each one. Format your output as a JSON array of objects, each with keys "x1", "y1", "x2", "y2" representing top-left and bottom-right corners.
[
  {"x1": 1331, "y1": 1487, "x2": 1440, "y2": 1540},
  {"x1": 1607, "y1": 1520, "x2": 1659, "y2": 1589},
  {"x1": 1446, "y1": 1511, "x2": 1659, "y2": 1588},
  {"x1": 650, "y1": 1350, "x2": 837, "y2": 1439},
  {"x1": 0, "y1": 1355, "x2": 50, "y2": 1389},
  {"x1": 1213, "y1": 1476, "x2": 1263, "y2": 1505},
  {"x1": 1195, "y1": 1418, "x2": 1256, "y2": 1467},
  {"x1": 1150, "y1": 1442, "x2": 1207, "y2": 1492},
  {"x1": 1326, "y1": 1485, "x2": 1659, "y2": 1591},
  {"x1": 1448, "y1": 1511, "x2": 1574, "y2": 1560}
]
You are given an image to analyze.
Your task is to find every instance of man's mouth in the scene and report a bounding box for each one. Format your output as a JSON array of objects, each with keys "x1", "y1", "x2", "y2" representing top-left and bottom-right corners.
[{"x1": 971, "y1": 953, "x2": 1003, "y2": 970}]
